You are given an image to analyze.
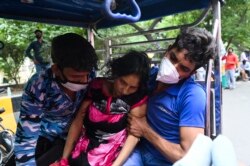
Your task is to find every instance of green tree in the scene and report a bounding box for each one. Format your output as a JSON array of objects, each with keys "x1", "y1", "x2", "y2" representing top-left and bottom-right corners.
[
  {"x1": 95, "y1": 9, "x2": 206, "y2": 60},
  {"x1": 1, "y1": 43, "x2": 24, "y2": 85},
  {"x1": 0, "y1": 19, "x2": 85, "y2": 85},
  {"x1": 221, "y1": 0, "x2": 250, "y2": 51},
  {"x1": 1, "y1": 0, "x2": 249, "y2": 84}
]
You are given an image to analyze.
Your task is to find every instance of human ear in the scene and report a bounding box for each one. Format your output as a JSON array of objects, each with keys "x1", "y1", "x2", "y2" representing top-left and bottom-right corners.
[{"x1": 51, "y1": 64, "x2": 61, "y2": 76}]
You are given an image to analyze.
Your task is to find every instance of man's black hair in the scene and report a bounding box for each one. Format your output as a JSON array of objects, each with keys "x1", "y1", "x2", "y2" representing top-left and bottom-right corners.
[
  {"x1": 243, "y1": 60, "x2": 246, "y2": 65},
  {"x1": 51, "y1": 33, "x2": 98, "y2": 71},
  {"x1": 34, "y1": 29, "x2": 42, "y2": 34},
  {"x1": 170, "y1": 27, "x2": 216, "y2": 69},
  {"x1": 228, "y1": 47, "x2": 233, "y2": 52}
]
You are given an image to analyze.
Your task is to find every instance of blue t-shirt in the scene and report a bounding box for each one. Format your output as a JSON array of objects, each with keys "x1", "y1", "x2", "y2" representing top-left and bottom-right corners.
[{"x1": 142, "y1": 77, "x2": 206, "y2": 164}]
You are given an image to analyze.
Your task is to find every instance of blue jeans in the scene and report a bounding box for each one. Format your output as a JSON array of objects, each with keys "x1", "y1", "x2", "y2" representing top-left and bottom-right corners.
[
  {"x1": 225, "y1": 69, "x2": 236, "y2": 89},
  {"x1": 123, "y1": 145, "x2": 172, "y2": 166}
]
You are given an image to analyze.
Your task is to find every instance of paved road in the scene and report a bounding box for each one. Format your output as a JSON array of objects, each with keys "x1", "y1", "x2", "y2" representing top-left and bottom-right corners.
[{"x1": 222, "y1": 80, "x2": 250, "y2": 165}]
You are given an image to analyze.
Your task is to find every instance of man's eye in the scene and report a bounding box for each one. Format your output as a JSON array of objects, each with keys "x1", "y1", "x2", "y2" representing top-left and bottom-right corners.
[
  {"x1": 180, "y1": 65, "x2": 190, "y2": 72},
  {"x1": 170, "y1": 52, "x2": 178, "y2": 63}
]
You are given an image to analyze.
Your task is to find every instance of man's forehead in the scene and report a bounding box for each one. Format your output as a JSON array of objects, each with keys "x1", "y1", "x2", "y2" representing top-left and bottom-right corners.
[
  {"x1": 170, "y1": 48, "x2": 196, "y2": 70},
  {"x1": 169, "y1": 47, "x2": 189, "y2": 54},
  {"x1": 35, "y1": 32, "x2": 42, "y2": 35}
]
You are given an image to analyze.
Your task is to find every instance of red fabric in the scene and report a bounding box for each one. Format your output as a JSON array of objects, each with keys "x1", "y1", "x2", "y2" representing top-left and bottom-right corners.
[
  {"x1": 222, "y1": 53, "x2": 238, "y2": 70},
  {"x1": 49, "y1": 158, "x2": 69, "y2": 166}
]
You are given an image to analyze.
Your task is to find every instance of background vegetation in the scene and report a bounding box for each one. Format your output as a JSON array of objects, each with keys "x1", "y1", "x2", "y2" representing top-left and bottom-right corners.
[{"x1": 0, "y1": 0, "x2": 249, "y2": 85}]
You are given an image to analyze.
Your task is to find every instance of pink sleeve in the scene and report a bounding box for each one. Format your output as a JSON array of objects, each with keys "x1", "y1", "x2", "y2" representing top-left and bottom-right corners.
[{"x1": 130, "y1": 96, "x2": 148, "y2": 109}]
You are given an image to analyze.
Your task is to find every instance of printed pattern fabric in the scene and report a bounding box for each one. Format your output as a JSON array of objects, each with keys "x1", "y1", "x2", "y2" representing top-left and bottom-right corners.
[
  {"x1": 14, "y1": 69, "x2": 86, "y2": 166},
  {"x1": 71, "y1": 78, "x2": 148, "y2": 166}
]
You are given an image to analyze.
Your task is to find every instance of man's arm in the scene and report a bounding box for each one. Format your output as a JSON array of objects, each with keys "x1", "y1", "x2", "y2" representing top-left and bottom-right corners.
[
  {"x1": 128, "y1": 115, "x2": 203, "y2": 163},
  {"x1": 25, "y1": 42, "x2": 34, "y2": 60},
  {"x1": 14, "y1": 77, "x2": 45, "y2": 166},
  {"x1": 221, "y1": 54, "x2": 227, "y2": 60},
  {"x1": 128, "y1": 84, "x2": 206, "y2": 163},
  {"x1": 233, "y1": 54, "x2": 239, "y2": 67},
  {"x1": 112, "y1": 103, "x2": 147, "y2": 166}
]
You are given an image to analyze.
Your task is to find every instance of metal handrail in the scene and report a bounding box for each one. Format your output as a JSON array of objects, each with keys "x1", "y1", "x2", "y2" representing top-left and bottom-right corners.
[
  {"x1": 105, "y1": 6, "x2": 211, "y2": 39},
  {"x1": 110, "y1": 38, "x2": 176, "y2": 48}
]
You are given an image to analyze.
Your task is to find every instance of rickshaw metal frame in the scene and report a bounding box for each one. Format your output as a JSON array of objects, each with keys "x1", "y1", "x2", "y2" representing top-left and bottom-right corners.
[{"x1": 0, "y1": 0, "x2": 223, "y2": 138}]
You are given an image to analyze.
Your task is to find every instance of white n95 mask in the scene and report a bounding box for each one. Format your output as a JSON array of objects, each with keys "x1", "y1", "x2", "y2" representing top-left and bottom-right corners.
[{"x1": 156, "y1": 57, "x2": 180, "y2": 84}]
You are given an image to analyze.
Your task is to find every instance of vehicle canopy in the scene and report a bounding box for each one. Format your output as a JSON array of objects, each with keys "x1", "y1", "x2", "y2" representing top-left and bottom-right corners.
[{"x1": 0, "y1": 0, "x2": 211, "y2": 29}]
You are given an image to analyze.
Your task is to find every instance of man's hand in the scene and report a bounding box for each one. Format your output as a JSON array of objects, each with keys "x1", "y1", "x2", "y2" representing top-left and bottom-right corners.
[{"x1": 127, "y1": 114, "x2": 148, "y2": 138}]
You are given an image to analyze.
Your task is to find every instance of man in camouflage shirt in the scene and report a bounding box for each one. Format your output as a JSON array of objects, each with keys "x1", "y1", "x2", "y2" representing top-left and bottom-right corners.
[{"x1": 13, "y1": 33, "x2": 98, "y2": 166}]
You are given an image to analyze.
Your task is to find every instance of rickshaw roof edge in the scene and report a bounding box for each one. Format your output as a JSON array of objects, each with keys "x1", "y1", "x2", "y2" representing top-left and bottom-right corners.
[{"x1": 0, "y1": 0, "x2": 211, "y2": 28}]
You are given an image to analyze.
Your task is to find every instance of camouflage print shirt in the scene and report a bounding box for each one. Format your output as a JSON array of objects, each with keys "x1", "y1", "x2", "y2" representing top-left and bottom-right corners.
[{"x1": 14, "y1": 69, "x2": 86, "y2": 166}]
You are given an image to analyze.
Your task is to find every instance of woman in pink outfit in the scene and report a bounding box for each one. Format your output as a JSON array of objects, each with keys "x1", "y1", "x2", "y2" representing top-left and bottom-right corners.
[{"x1": 51, "y1": 51, "x2": 150, "y2": 166}]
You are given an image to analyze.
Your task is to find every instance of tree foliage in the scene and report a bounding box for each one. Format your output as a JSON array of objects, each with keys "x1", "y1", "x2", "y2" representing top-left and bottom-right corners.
[
  {"x1": 0, "y1": 0, "x2": 249, "y2": 84},
  {"x1": 0, "y1": 19, "x2": 85, "y2": 84},
  {"x1": 221, "y1": 0, "x2": 250, "y2": 52},
  {"x1": 95, "y1": 9, "x2": 206, "y2": 60}
]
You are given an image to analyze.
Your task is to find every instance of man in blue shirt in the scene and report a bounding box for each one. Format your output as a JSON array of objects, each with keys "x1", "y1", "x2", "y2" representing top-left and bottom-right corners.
[
  {"x1": 25, "y1": 30, "x2": 50, "y2": 74},
  {"x1": 124, "y1": 27, "x2": 216, "y2": 166},
  {"x1": 13, "y1": 33, "x2": 98, "y2": 166}
]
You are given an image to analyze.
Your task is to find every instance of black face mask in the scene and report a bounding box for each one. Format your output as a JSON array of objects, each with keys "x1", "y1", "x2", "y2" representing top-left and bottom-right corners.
[
  {"x1": 36, "y1": 35, "x2": 42, "y2": 39},
  {"x1": 57, "y1": 66, "x2": 90, "y2": 84}
]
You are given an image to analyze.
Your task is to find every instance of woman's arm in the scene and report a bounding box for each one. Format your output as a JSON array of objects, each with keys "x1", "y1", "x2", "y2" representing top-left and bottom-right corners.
[
  {"x1": 62, "y1": 100, "x2": 91, "y2": 159},
  {"x1": 112, "y1": 103, "x2": 147, "y2": 166}
]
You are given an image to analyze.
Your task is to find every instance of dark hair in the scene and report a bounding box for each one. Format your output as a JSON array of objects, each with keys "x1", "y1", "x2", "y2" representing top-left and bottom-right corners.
[
  {"x1": 228, "y1": 47, "x2": 233, "y2": 52},
  {"x1": 34, "y1": 29, "x2": 42, "y2": 34},
  {"x1": 170, "y1": 27, "x2": 216, "y2": 69},
  {"x1": 51, "y1": 33, "x2": 98, "y2": 71},
  {"x1": 109, "y1": 50, "x2": 150, "y2": 90},
  {"x1": 243, "y1": 60, "x2": 246, "y2": 65}
]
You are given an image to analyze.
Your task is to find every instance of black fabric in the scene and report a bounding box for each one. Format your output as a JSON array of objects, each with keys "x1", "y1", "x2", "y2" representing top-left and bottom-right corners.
[
  {"x1": 5, "y1": 136, "x2": 65, "y2": 166},
  {"x1": 35, "y1": 136, "x2": 65, "y2": 166},
  {"x1": 4, "y1": 154, "x2": 16, "y2": 166},
  {"x1": 68, "y1": 152, "x2": 90, "y2": 166}
]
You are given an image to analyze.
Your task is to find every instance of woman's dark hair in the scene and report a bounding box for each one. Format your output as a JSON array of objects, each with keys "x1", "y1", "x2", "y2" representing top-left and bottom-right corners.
[
  {"x1": 108, "y1": 50, "x2": 150, "y2": 90},
  {"x1": 51, "y1": 33, "x2": 98, "y2": 71},
  {"x1": 169, "y1": 27, "x2": 216, "y2": 69}
]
